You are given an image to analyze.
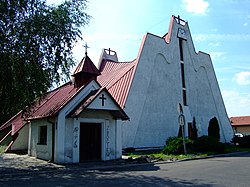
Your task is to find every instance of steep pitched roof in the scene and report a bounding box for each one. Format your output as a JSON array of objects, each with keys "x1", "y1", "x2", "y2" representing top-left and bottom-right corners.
[
  {"x1": 97, "y1": 59, "x2": 138, "y2": 108},
  {"x1": 73, "y1": 55, "x2": 101, "y2": 76},
  {"x1": 230, "y1": 116, "x2": 250, "y2": 126}
]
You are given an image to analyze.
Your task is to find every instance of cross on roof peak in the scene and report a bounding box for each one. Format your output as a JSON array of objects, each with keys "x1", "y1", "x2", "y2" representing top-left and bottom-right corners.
[{"x1": 83, "y1": 43, "x2": 90, "y2": 55}]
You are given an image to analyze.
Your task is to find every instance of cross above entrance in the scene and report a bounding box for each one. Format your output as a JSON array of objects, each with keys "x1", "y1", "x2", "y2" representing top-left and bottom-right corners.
[{"x1": 99, "y1": 94, "x2": 107, "y2": 106}]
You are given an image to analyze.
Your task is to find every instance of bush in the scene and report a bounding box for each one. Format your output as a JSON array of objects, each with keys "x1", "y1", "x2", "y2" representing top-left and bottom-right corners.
[
  {"x1": 193, "y1": 136, "x2": 225, "y2": 153},
  {"x1": 162, "y1": 137, "x2": 193, "y2": 155},
  {"x1": 208, "y1": 117, "x2": 220, "y2": 141}
]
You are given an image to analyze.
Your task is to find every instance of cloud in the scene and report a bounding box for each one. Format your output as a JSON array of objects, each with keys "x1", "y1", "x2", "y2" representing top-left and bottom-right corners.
[
  {"x1": 209, "y1": 52, "x2": 226, "y2": 61},
  {"x1": 222, "y1": 90, "x2": 250, "y2": 117},
  {"x1": 233, "y1": 72, "x2": 250, "y2": 85},
  {"x1": 182, "y1": 0, "x2": 209, "y2": 14}
]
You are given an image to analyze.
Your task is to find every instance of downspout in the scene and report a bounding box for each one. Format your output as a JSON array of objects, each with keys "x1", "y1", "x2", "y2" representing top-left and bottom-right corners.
[{"x1": 47, "y1": 118, "x2": 55, "y2": 163}]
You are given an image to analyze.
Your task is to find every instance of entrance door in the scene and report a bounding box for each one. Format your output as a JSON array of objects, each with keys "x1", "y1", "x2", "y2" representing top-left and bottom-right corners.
[{"x1": 80, "y1": 123, "x2": 101, "y2": 161}]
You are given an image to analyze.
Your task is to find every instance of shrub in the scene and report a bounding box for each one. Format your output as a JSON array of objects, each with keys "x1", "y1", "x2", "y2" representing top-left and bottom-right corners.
[
  {"x1": 162, "y1": 137, "x2": 193, "y2": 155},
  {"x1": 193, "y1": 135, "x2": 225, "y2": 153},
  {"x1": 208, "y1": 117, "x2": 220, "y2": 141}
]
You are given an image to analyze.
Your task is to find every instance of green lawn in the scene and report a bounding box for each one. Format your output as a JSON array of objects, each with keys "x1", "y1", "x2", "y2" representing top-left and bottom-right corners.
[{"x1": 127, "y1": 145, "x2": 250, "y2": 160}]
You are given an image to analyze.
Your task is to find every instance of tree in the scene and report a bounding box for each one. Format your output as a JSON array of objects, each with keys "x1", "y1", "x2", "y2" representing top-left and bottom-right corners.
[
  {"x1": 0, "y1": 0, "x2": 91, "y2": 125},
  {"x1": 208, "y1": 117, "x2": 220, "y2": 141}
]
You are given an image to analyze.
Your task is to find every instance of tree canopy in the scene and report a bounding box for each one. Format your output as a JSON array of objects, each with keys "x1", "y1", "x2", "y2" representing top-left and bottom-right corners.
[{"x1": 0, "y1": 0, "x2": 91, "y2": 125}]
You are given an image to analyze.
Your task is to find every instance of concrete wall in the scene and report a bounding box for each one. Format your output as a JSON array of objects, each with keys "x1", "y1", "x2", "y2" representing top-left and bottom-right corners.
[
  {"x1": 11, "y1": 124, "x2": 29, "y2": 150},
  {"x1": 69, "y1": 110, "x2": 121, "y2": 163},
  {"x1": 233, "y1": 126, "x2": 250, "y2": 135},
  {"x1": 121, "y1": 19, "x2": 233, "y2": 148},
  {"x1": 28, "y1": 119, "x2": 53, "y2": 161}
]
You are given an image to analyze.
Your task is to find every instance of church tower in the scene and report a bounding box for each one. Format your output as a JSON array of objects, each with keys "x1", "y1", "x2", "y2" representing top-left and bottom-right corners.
[{"x1": 72, "y1": 45, "x2": 101, "y2": 88}]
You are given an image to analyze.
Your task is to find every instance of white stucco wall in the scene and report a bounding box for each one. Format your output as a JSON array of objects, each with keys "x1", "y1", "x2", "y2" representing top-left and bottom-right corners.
[
  {"x1": 69, "y1": 110, "x2": 121, "y2": 163},
  {"x1": 11, "y1": 124, "x2": 29, "y2": 150},
  {"x1": 121, "y1": 19, "x2": 233, "y2": 148},
  {"x1": 28, "y1": 119, "x2": 53, "y2": 161}
]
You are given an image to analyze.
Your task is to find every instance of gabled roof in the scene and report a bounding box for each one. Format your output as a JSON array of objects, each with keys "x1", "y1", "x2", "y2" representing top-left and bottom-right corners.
[
  {"x1": 67, "y1": 87, "x2": 129, "y2": 120},
  {"x1": 73, "y1": 55, "x2": 101, "y2": 76},
  {"x1": 230, "y1": 116, "x2": 250, "y2": 126},
  {"x1": 98, "y1": 59, "x2": 138, "y2": 108}
]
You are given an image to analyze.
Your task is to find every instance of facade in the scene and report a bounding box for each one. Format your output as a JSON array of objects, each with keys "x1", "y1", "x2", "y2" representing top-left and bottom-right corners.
[
  {"x1": 97, "y1": 16, "x2": 234, "y2": 148},
  {"x1": 0, "y1": 15, "x2": 234, "y2": 162},
  {"x1": 230, "y1": 116, "x2": 250, "y2": 135},
  {"x1": 0, "y1": 53, "x2": 128, "y2": 164}
]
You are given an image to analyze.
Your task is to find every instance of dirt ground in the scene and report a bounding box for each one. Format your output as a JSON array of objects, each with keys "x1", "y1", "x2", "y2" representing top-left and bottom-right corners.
[{"x1": 0, "y1": 153, "x2": 63, "y2": 173}]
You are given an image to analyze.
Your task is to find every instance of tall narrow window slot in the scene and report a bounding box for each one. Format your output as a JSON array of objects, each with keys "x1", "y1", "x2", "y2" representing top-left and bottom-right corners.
[
  {"x1": 179, "y1": 38, "x2": 187, "y2": 106},
  {"x1": 179, "y1": 39, "x2": 184, "y2": 61}
]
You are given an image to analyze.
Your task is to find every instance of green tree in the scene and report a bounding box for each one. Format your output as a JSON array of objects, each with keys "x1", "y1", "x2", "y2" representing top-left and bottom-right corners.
[
  {"x1": 0, "y1": 0, "x2": 91, "y2": 125},
  {"x1": 208, "y1": 117, "x2": 220, "y2": 141}
]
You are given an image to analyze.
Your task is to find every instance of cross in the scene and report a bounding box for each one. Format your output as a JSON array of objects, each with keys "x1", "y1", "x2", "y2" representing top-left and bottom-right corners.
[
  {"x1": 83, "y1": 43, "x2": 90, "y2": 55},
  {"x1": 99, "y1": 94, "x2": 107, "y2": 106}
]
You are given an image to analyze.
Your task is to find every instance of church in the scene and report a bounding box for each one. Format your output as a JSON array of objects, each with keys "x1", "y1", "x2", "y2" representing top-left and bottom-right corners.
[{"x1": 0, "y1": 16, "x2": 234, "y2": 163}]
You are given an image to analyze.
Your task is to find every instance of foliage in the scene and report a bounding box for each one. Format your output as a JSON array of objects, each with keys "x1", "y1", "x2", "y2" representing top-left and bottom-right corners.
[
  {"x1": 208, "y1": 117, "x2": 220, "y2": 141},
  {"x1": 0, "y1": 0, "x2": 91, "y2": 125},
  {"x1": 192, "y1": 135, "x2": 225, "y2": 153},
  {"x1": 0, "y1": 145, "x2": 7, "y2": 154},
  {"x1": 162, "y1": 137, "x2": 193, "y2": 155},
  {"x1": 191, "y1": 117, "x2": 198, "y2": 140}
]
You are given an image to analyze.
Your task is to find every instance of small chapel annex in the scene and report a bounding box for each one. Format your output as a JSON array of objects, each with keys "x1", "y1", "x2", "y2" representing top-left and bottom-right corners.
[{"x1": 0, "y1": 16, "x2": 234, "y2": 163}]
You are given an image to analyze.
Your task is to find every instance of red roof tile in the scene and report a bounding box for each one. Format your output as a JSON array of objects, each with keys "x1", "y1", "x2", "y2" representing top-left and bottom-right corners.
[
  {"x1": 230, "y1": 116, "x2": 250, "y2": 126},
  {"x1": 73, "y1": 55, "x2": 100, "y2": 76},
  {"x1": 0, "y1": 54, "x2": 137, "y2": 137},
  {"x1": 97, "y1": 59, "x2": 138, "y2": 108}
]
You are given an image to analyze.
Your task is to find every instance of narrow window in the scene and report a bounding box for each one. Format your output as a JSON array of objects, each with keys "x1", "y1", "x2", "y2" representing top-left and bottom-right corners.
[
  {"x1": 181, "y1": 63, "x2": 185, "y2": 88},
  {"x1": 179, "y1": 39, "x2": 184, "y2": 61},
  {"x1": 183, "y1": 89, "x2": 187, "y2": 106},
  {"x1": 38, "y1": 126, "x2": 47, "y2": 145}
]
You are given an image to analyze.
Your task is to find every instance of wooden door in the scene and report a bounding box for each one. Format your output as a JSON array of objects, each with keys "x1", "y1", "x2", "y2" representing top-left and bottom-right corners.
[{"x1": 80, "y1": 123, "x2": 101, "y2": 161}]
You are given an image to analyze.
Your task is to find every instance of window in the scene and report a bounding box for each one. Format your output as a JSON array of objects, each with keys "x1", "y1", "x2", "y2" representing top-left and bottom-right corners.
[
  {"x1": 182, "y1": 89, "x2": 187, "y2": 106},
  {"x1": 179, "y1": 39, "x2": 184, "y2": 61},
  {"x1": 38, "y1": 125, "x2": 47, "y2": 145}
]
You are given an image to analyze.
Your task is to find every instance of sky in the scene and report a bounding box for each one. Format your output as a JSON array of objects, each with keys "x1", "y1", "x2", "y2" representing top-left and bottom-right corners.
[{"x1": 47, "y1": 0, "x2": 250, "y2": 117}]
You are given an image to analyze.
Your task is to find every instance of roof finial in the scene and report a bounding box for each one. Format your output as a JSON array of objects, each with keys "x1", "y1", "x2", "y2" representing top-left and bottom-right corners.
[{"x1": 83, "y1": 43, "x2": 90, "y2": 56}]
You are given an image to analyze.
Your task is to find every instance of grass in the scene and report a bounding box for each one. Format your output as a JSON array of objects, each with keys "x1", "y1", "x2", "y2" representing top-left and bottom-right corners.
[
  {"x1": 0, "y1": 145, "x2": 7, "y2": 154},
  {"x1": 127, "y1": 145, "x2": 250, "y2": 160}
]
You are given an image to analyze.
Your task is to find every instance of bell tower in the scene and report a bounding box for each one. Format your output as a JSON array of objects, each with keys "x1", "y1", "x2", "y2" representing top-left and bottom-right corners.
[{"x1": 72, "y1": 44, "x2": 101, "y2": 88}]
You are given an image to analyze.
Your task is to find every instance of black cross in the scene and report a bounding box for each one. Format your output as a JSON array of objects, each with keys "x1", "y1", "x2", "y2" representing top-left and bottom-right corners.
[{"x1": 99, "y1": 94, "x2": 107, "y2": 106}]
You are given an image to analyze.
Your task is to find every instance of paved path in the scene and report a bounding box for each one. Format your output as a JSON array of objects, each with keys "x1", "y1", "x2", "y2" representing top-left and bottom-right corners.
[{"x1": 0, "y1": 152, "x2": 250, "y2": 186}]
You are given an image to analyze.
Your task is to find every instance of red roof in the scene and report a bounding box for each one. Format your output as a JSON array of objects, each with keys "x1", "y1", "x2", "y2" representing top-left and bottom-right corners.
[
  {"x1": 73, "y1": 55, "x2": 100, "y2": 76},
  {"x1": 98, "y1": 59, "x2": 138, "y2": 108},
  {"x1": 0, "y1": 58, "x2": 136, "y2": 135},
  {"x1": 230, "y1": 116, "x2": 250, "y2": 126}
]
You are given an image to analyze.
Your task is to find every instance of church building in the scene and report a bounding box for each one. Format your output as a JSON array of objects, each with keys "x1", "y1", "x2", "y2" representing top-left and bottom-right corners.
[{"x1": 0, "y1": 16, "x2": 234, "y2": 163}]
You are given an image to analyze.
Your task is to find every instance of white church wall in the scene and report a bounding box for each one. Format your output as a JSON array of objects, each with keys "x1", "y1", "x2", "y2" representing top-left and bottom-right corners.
[
  {"x1": 121, "y1": 18, "x2": 233, "y2": 149},
  {"x1": 54, "y1": 80, "x2": 100, "y2": 163},
  {"x1": 77, "y1": 110, "x2": 120, "y2": 161},
  {"x1": 122, "y1": 33, "x2": 183, "y2": 148},
  {"x1": 11, "y1": 124, "x2": 29, "y2": 150},
  {"x1": 28, "y1": 119, "x2": 53, "y2": 161},
  {"x1": 182, "y1": 25, "x2": 234, "y2": 142}
]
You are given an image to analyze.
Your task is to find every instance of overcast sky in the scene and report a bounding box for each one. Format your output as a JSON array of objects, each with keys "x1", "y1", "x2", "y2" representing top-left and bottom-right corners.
[{"x1": 47, "y1": 0, "x2": 250, "y2": 117}]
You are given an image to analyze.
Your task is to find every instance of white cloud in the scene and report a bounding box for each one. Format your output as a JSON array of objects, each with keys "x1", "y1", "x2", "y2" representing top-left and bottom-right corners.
[
  {"x1": 233, "y1": 72, "x2": 250, "y2": 85},
  {"x1": 209, "y1": 52, "x2": 226, "y2": 61},
  {"x1": 182, "y1": 0, "x2": 209, "y2": 14},
  {"x1": 208, "y1": 42, "x2": 220, "y2": 47},
  {"x1": 243, "y1": 22, "x2": 248, "y2": 27},
  {"x1": 222, "y1": 90, "x2": 250, "y2": 117}
]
